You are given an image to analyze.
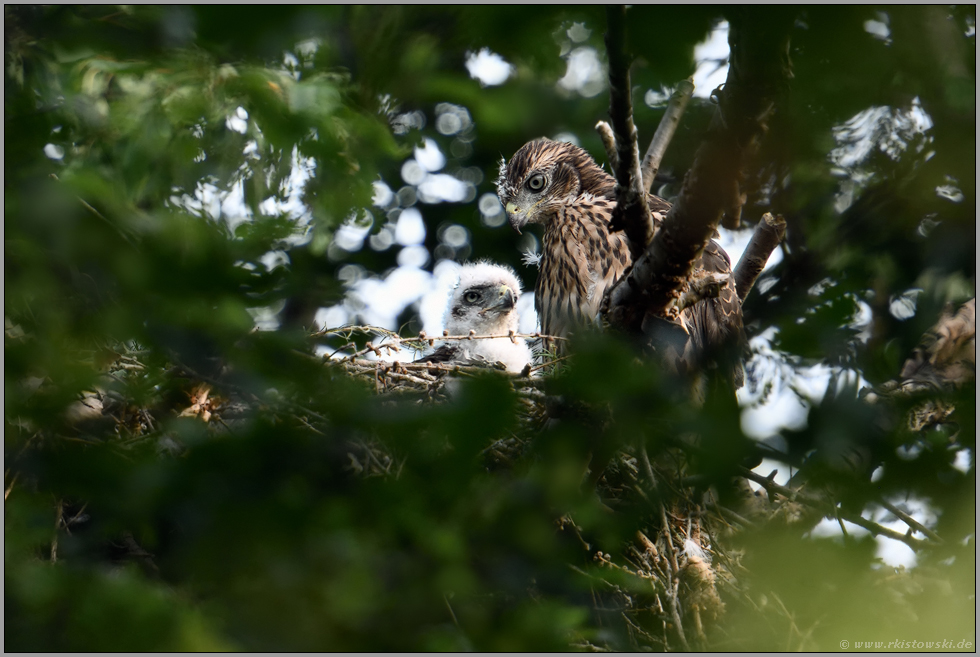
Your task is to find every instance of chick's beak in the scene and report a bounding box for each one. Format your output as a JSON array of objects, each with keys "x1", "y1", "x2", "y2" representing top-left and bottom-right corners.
[{"x1": 483, "y1": 285, "x2": 516, "y2": 314}]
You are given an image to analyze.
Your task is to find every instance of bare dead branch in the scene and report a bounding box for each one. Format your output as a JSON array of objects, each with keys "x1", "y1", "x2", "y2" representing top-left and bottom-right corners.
[
  {"x1": 733, "y1": 212, "x2": 786, "y2": 301},
  {"x1": 595, "y1": 120, "x2": 619, "y2": 172},
  {"x1": 641, "y1": 79, "x2": 695, "y2": 194},
  {"x1": 604, "y1": 5, "x2": 653, "y2": 257}
]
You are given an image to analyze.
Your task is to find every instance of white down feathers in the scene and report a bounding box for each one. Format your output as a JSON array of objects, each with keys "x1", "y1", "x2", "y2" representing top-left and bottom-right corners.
[{"x1": 434, "y1": 262, "x2": 533, "y2": 373}]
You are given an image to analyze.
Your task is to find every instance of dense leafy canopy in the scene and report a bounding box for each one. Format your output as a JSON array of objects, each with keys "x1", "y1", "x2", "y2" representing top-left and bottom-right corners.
[{"x1": 5, "y1": 5, "x2": 975, "y2": 651}]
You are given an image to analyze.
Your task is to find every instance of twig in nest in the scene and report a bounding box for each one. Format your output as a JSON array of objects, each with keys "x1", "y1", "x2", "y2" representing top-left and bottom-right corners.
[
  {"x1": 658, "y1": 504, "x2": 690, "y2": 651},
  {"x1": 318, "y1": 325, "x2": 566, "y2": 345},
  {"x1": 328, "y1": 341, "x2": 356, "y2": 359},
  {"x1": 732, "y1": 212, "x2": 786, "y2": 301},
  {"x1": 639, "y1": 443, "x2": 658, "y2": 489},
  {"x1": 641, "y1": 79, "x2": 695, "y2": 194},
  {"x1": 310, "y1": 324, "x2": 403, "y2": 342},
  {"x1": 318, "y1": 325, "x2": 567, "y2": 364},
  {"x1": 418, "y1": 330, "x2": 567, "y2": 343},
  {"x1": 669, "y1": 578, "x2": 691, "y2": 650},
  {"x1": 343, "y1": 340, "x2": 403, "y2": 362},
  {"x1": 526, "y1": 353, "x2": 573, "y2": 375},
  {"x1": 711, "y1": 502, "x2": 756, "y2": 530},
  {"x1": 346, "y1": 359, "x2": 502, "y2": 378}
]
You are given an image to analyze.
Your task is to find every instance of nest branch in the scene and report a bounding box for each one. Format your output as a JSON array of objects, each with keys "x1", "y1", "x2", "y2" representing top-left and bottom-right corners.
[{"x1": 313, "y1": 325, "x2": 566, "y2": 356}]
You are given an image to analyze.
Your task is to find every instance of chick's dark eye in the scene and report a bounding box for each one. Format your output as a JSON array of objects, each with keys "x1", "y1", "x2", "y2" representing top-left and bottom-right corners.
[
  {"x1": 463, "y1": 291, "x2": 481, "y2": 303},
  {"x1": 526, "y1": 174, "x2": 545, "y2": 191}
]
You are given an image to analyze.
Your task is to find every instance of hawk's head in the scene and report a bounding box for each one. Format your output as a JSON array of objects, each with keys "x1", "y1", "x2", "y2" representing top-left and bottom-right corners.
[
  {"x1": 496, "y1": 138, "x2": 614, "y2": 234},
  {"x1": 444, "y1": 261, "x2": 524, "y2": 337}
]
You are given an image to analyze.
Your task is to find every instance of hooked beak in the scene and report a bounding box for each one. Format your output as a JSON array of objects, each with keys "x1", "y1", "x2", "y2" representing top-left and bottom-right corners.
[
  {"x1": 505, "y1": 202, "x2": 528, "y2": 235},
  {"x1": 480, "y1": 285, "x2": 516, "y2": 315}
]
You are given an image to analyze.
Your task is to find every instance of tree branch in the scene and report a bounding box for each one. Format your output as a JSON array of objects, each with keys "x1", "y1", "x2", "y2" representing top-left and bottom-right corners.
[
  {"x1": 879, "y1": 499, "x2": 944, "y2": 544},
  {"x1": 736, "y1": 466, "x2": 933, "y2": 552},
  {"x1": 732, "y1": 212, "x2": 786, "y2": 301},
  {"x1": 604, "y1": 5, "x2": 652, "y2": 258},
  {"x1": 641, "y1": 79, "x2": 695, "y2": 194},
  {"x1": 606, "y1": 11, "x2": 794, "y2": 333}
]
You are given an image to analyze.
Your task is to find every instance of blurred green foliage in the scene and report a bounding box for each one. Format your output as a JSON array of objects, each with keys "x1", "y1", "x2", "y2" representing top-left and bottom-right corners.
[{"x1": 5, "y1": 5, "x2": 975, "y2": 651}]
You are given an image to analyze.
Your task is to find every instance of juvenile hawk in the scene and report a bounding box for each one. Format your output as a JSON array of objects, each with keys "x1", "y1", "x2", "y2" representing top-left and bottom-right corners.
[
  {"x1": 422, "y1": 262, "x2": 533, "y2": 374},
  {"x1": 497, "y1": 138, "x2": 743, "y2": 387}
]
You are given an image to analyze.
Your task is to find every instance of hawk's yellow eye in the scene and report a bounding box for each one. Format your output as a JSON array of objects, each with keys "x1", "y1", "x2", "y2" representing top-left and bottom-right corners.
[
  {"x1": 463, "y1": 291, "x2": 480, "y2": 303},
  {"x1": 526, "y1": 174, "x2": 545, "y2": 191}
]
